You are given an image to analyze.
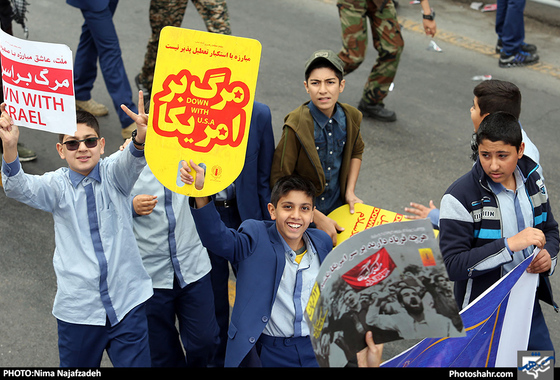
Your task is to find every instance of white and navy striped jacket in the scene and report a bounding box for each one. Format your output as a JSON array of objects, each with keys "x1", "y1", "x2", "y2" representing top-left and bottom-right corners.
[{"x1": 439, "y1": 155, "x2": 558, "y2": 310}]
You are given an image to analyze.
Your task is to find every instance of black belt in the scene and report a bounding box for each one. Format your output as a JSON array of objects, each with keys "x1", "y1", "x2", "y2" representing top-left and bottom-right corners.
[{"x1": 214, "y1": 199, "x2": 236, "y2": 208}]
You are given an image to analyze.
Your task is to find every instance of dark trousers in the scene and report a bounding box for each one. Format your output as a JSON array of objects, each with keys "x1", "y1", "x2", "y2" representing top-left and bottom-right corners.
[
  {"x1": 257, "y1": 335, "x2": 319, "y2": 367},
  {"x1": 57, "y1": 303, "x2": 150, "y2": 367},
  {"x1": 146, "y1": 274, "x2": 220, "y2": 367},
  {"x1": 528, "y1": 297, "x2": 554, "y2": 351},
  {"x1": 73, "y1": 0, "x2": 137, "y2": 128},
  {"x1": 495, "y1": 0, "x2": 526, "y2": 54}
]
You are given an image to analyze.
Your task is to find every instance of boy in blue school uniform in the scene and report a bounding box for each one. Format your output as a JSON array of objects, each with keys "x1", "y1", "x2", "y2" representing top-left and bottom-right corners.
[
  {"x1": 180, "y1": 163, "x2": 333, "y2": 367},
  {"x1": 0, "y1": 94, "x2": 153, "y2": 367},
  {"x1": 439, "y1": 112, "x2": 559, "y2": 351},
  {"x1": 131, "y1": 167, "x2": 220, "y2": 367}
]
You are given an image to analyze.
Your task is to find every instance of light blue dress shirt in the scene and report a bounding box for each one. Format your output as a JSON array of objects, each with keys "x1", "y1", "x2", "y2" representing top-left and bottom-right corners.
[
  {"x1": 488, "y1": 167, "x2": 534, "y2": 273},
  {"x1": 132, "y1": 166, "x2": 211, "y2": 289},
  {"x1": 263, "y1": 231, "x2": 320, "y2": 338},
  {"x1": 2, "y1": 144, "x2": 153, "y2": 326}
]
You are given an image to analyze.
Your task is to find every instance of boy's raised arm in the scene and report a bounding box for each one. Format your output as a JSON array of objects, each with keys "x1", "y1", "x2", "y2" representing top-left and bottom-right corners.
[
  {"x1": 0, "y1": 103, "x2": 19, "y2": 163},
  {"x1": 345, "y1": 157, "x2": 363, "y2": 214}
]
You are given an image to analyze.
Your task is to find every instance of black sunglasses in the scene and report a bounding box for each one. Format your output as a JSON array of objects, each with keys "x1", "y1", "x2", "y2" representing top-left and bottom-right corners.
[{"x1": 62, "y1": 137, "x2": 100, "y2": 151}]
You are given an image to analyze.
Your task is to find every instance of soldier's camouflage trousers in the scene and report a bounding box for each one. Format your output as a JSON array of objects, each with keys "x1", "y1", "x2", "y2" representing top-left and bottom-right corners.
[
  {"x1": 139, "y1": 0, "x2": 231, "y2": 91},
  {"x1": 337, "y1": 0, "x2": 404, "y2": 105}
]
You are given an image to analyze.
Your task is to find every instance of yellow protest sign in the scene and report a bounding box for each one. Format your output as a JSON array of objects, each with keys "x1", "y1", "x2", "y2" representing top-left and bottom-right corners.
[
  {"x1": 146, "y1": 27, "x2": 261, "y2": 196},
  {"x1": 328, "y1": 203, "x2": 413, "y2": 246}
]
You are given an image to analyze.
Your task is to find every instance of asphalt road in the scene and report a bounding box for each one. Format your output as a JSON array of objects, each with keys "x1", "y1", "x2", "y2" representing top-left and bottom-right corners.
[{"x1": 1, "y1": 0, "x2": 560, "y2": 367}]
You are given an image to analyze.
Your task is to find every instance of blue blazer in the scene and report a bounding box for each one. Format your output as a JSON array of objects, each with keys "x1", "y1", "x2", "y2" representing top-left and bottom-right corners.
[
  {"x1": 235, "y1": 101, "x2": 275, "y2": 221},
  {"x1": 191, "y1": 201, "x2": 333, "y2": 367}
]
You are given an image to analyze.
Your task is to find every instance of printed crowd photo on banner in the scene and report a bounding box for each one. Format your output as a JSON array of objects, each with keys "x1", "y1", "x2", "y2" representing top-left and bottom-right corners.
[{"x1": 305, "y1": 218, "x2": 464, "y2": 367}]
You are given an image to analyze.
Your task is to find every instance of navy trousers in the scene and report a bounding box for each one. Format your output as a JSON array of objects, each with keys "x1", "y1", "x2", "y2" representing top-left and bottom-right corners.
[
  {"x1": 528, "y1": 298, "x2": 554, "y2": 351},
  {"x1": 57, "y1": 303, "x2": 151, "y2": 367},
  {"x1": 146, "y1": 273, "x2": 220, "y2": 367},
  {"x1": 257, "y1": 335, "x2": 319, "y2": 367},
  {"x1": 495, "y1": 0, "x2": 526, "y2": 54},
  {"x1": 73, "y1": 0, "x2": 137, "y2": 129}
]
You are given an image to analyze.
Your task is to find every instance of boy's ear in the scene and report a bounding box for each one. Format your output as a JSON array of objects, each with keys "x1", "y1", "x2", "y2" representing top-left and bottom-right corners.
[
  {"x1": 303, "y1": 80, "x2": 309, "y2": 94},
  {"x1": 517, "y1": 141, "x2": 525, "y2": 158},
  {"x1": 267, "y1": 203, "x2": 277, "y2": 220},
  {"x1": 56, "y1": 143, "x2": 65, "y2": 160},
  {"x1": 339, "y1": 78, "x2": 346, "y2": 93},
  {"x1": 99, "y1": 137, "x2": 105, "y2": 155}
]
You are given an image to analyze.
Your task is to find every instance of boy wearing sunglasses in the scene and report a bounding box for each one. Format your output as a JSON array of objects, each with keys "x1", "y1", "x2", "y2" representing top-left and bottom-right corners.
[{"x1": 0, "y1": 94, "x2": 154, "y2": 367}]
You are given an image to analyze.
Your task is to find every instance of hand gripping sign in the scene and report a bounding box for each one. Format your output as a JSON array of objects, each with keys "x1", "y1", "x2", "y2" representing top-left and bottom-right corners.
[
  {"x1": 328, "y1": 203, "x2": 439, "y2": 246},
  {"x1": 146, "y1": 27, "x2": 261, "y2": 196}
]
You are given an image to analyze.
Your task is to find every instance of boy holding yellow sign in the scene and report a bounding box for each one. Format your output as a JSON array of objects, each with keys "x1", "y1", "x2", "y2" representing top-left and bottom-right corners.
[{"x1": 181, "y1": 164, "x2": 332, "y2": 367}]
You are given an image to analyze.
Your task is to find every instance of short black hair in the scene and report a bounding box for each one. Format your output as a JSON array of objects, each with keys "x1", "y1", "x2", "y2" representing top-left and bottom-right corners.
[
  {"x1": 304, "y1": 58, "x2": 343, "y2": 83},
  {"x1": 270, "y1": 175, "x2": 316, "y2": 208},
  {"x1": 476, "y1": 111, "x2": 523, "y2": 152},
  {"x1": 473, "y1": 80, "x2": 521, "y2": 120},
  {"x1": 59, "y1": 110, "x2": 101, "y2": 143}
]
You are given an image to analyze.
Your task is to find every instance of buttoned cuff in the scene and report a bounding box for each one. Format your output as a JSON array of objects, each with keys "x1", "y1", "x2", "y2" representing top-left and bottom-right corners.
[
  {"x1": 129, "y1": 142, "x2": 145, "y2": 158},
  {"x1": 2, "y1": 155, "x2": 21, "y2": 177}
]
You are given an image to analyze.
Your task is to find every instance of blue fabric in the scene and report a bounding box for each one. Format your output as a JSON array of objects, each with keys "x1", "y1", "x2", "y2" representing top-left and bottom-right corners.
[
  {"x1": 131, "y1": 166, "x2": 211, "y2": 289},
  {"x1": 257, "y1": 335, "x2": 319, "y2": 367},
  {"x1": 495, "y1": 0, "x2": 527, "y2": 54},
  {"x1": 72, "y1": 0, "x2": 137, "y2": 128},
  {"x1": 191, "y1": 200, "x2": 332, "y2": 367},
  {"x1": 84, "y1": 182, "x2": 118, "y2": 325},
  {"x1": 163, "y1": 187, "x2": 187, "y2": 287},
  {"x1": 528, "y1": 297, "x2": 554, "y2": 351},
  {"x1": 233, "y1": 101, "x2": 275, "y2": 221},
  {"x1": 309, "y1": 101, "x2": 347, "y2": 215},
  {"x1": 382, "y1": 256, "x2": 533, "y2": 367},
  {"x1": 57, "y1": 303, "x2": 150, "y2": 367},
  {"x1": 145, "y1": 274, "x2": 219, "y2": 367},
  {"x1": 439, "y1": 155, "x2": 558, "y2": 308},
  {"x1": 208, "y1": 101, "x2": 275, "y2": 366},
  {"x1": 2, "y1": 145, "x2": 153, "y2": 327}
]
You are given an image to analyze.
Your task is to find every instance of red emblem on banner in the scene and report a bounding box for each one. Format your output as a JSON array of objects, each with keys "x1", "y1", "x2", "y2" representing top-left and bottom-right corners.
[
  {"x1": 342, "y1": 247, "x2": 396, "y2": 291},
  {"x1": 151, "y1": 67, "x2": 250, "y2": 153}
]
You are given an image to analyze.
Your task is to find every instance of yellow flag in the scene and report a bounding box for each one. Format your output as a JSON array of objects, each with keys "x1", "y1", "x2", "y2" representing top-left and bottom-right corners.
[{"x1": 146, "y1": 27, "x2": 261, "y2": 196}]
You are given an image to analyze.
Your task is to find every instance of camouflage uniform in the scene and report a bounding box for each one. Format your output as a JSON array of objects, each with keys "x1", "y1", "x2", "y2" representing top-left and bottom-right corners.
[
  {"x1": 138, "y1": 0, "x2": 231, "y2": 91},
  {"x1": 337, "y1": 0, "x2": 404, "y2": 106}
]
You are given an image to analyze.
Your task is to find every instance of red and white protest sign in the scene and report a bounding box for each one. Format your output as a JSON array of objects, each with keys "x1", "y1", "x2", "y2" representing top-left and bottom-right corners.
[{"x1": 0, "y1": 29, "x2": 76, "y2": 135}]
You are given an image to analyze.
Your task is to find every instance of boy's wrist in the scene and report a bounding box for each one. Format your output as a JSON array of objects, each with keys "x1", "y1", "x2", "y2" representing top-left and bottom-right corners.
[
  {"x1": 131, "y1": 129, "x2": 145, "y2": 147},
  {"x1": 1, "y1": 142, "x2": 19, "y2": 164}
]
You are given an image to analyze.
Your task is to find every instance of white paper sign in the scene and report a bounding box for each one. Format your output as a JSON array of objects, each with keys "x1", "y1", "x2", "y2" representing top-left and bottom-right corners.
[{"x1": 0, "y1": 29, "x2": 76, "y2": 135}]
